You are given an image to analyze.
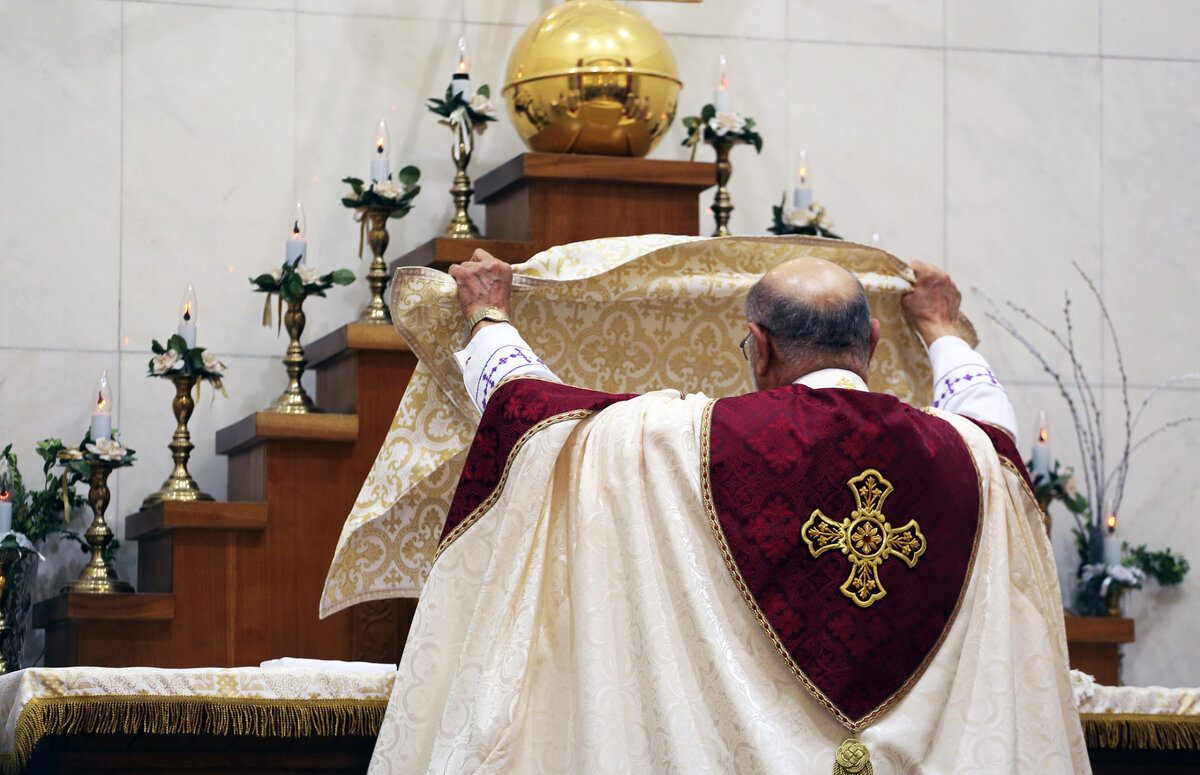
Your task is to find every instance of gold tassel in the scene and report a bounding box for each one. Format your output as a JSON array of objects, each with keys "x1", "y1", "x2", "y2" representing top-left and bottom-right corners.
[
  {"x1": 1081, "y1": 712, "x2": 1200, "y2": 751},
  {"x1": 277, "y1": 293, "x2": 284, "y2": 337},
  {"x1": 262, "y1": 292, "x2": 273, "y2": 328},
  {"x1": 356, "y1": 210, "x2": 367, "y2": 258},
  {"x1": 833, "y1": 738, "x2": 873, "y2": 775},
  {"x1": 60, "y1": 471, "x2": 70, "y2": 522}
]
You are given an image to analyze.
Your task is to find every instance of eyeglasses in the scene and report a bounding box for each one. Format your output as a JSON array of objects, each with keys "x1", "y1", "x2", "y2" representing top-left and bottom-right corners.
[{"x1": 739, "y1": 324, "x2": 772, "y2": 361}]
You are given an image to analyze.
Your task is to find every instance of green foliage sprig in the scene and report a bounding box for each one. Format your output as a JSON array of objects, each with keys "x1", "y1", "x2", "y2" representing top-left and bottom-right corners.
[
  {"x1": 341, "y1": 166, "x2": 421, "y2": 217},
  {"x1": 250, "y1": 262, "x2": 354, "y2": 305},
  {"x1": 426, "y1": 84, "x2": 498, "y2": 136},
  {"x1": 768, "y1": 193, "x2": 841, "y2": 239},
  {"x1": 681, "y1": 104, "x2": 764, "y2": 154},
  {"x1": 1, "y1": 441, "x2": 86, "y2": 544},
  {"x1": 147, "y1": 334, "x2": 226, "y2": 385}
]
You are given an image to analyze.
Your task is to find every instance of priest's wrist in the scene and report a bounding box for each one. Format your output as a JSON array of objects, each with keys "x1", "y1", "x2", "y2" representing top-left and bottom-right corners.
[
  {"x1": 464, "y1": 304, "x2": 511, "y2": 338},
  {"x1": 916, "y1": 321, "x2": 959, "y2": 348}
]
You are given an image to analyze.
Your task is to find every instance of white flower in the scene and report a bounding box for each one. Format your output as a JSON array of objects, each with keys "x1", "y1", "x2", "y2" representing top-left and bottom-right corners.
[
  {"x1": 270, "y1": 268, "x2": 283, "y2": 282},
  {"x1": 468, "y1": 93, "x2": 496, "y2": 118},
  {"x1": 86, "y1": 439, "x2": 127, "y2": 461},
  {"x1": 201, "y1": 351, "x2": 225, "y2": 374},
  {"x1": 708, "y1": 110, "x2": 746, "y2": 136},
  {"x1": 371, "y1": 180, "x2": 403, "y2": 200},
  {"x1": 297, "y1": 266, "x2": 321, "y2": 284},
  {"x1": 784, "y1": 208, "x2": 812, "y2": 228},
  {"x1": 59, "y1": 447, "x2": 83, "y2": 460},
  {"x1": 150, "y1": 349, "x2": 181, "y2": 375},
  {"x1": 1107, "y1": 564, "x2": 1145, "y2": 586}
]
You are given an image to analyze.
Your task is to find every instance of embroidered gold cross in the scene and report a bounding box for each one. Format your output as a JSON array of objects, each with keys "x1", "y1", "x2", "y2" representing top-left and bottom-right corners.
[{"x1": 801, "y1": 469, "x2": 926, "y2": 608}]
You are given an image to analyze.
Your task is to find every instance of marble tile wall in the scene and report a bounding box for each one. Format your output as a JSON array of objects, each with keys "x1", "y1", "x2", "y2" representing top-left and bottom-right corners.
[{"x1": 1, "y1": 0, "x2": 1197, "y2": 686}]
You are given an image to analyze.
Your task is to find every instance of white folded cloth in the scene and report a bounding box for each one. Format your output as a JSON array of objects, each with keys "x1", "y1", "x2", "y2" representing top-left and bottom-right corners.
[{"x1": 258, "y1": 657, "x2": 396, "y2": 673}]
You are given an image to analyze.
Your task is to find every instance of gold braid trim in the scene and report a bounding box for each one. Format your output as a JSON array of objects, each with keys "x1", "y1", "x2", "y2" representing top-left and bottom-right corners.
[
  {"x1": 1081, "y1": 713, "x2": 1200, "y2": 751},
  {"x1": 2, "y1": 695, "x2": 387, "y2": 774}
]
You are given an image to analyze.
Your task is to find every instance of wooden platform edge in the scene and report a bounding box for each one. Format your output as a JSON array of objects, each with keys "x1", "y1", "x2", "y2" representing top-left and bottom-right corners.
[
  {"x1": 388, "y1": 236, "x2": 536, "y2": 276},
  {"x1": 306, "y1": 323, "x2": 412, "y2": 369},
  {"x1": 125, "y1": 501, "x2": 269, "y2": 540},
  {"x1": 474, "y1": 152, "x2": 716, "y2": 202},
  {"x1": 215, "y1": 412, "x2": 359, "y2": 455},
  {"x1": 1065, "y1": 615, "x2": 1136, "y2": 644},
  {"x1": 33, "y1": 593, "x2": 176, "y2": 627}
]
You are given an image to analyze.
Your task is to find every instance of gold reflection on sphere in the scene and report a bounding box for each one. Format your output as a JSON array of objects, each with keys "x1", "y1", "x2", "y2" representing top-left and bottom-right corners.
[{"x1": 503, "y1": 0, "x2": 682, "y2": 157}]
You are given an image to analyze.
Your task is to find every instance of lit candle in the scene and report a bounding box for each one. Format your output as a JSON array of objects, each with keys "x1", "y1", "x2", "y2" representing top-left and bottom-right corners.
[
  {"x1": 285, "y1": 201, "x2": 307, "y2": 266},
  {"x1": 1104, "y1": 514, "x2": 1122, "y2": 565},
  {"x1": 177, "y1": 284, "x2": 197, "y2": 349},
  {"x1": 370, "y1": 119, "x2": 390, "y2": 183},
  {"x1": 1030, "y1": 409, "x2": 1050, "y2": 479},
  {"x1": 0, "y1": 463, "x2": 12, "y2": 534},
  {"x1": 793, "y1": 151, "x2": 812, "y2": 210},
  {"x1": 451, "y1": 35, "x2": 471, "y2": 99},
  {"x1": 713, "y1": 54, "x2": 732, "y2": 112},
  {"x1": 90, "y1": 371, "x2": 113, "y2": 441}
]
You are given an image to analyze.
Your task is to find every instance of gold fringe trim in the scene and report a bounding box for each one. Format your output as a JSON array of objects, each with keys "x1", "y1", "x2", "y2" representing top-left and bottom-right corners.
[
  {"x1": 3, "y1": 695, "x2": 387, "y2": 774},
  {"x1": 1082, "y1": 713, "x2": 1200, "y2": 751}
]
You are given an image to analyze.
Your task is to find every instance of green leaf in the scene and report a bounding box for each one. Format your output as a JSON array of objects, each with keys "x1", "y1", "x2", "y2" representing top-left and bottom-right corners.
[
  {"x1": 251, "y1": 273, "x2": 276, "y2": 286},
  {"x1": 328, "y1": 269, "x2": 355, "y2": 285},
  {"x1": 151, "y1": 339, "x2": 166, "y2": 355},
  {"x1": 700, "y1": 104, "x2": 716, "y2": 121},
  {"x1": 284, "y1": 273, "x2": 305, "y2": 300},
  {"x1": 341, "y1": 177, "x2": 364, "y2": 196},
  {"x1": 477, "y1": 84, "x2": 490, "y2": 98},
  {"x1": 167, "y1": 334, "x2": 189, "y2": 354},
  {"x1": 398, "y1": 165, "x2": 420, "y2": 186}
]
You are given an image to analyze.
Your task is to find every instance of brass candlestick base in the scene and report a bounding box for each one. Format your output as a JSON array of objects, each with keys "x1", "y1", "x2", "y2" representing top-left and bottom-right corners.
[
  {"x1": 269, "y1": 298, "x2": 319, "y2": 414},
  {"x1": 142, "y1": 373, "x2": 214, "y2": 509},
  {"x1": 360, "y1": 209, "x2": 392, "y2": 325},
  {"x1": 0, "y1": 547, "x2": 19, "y2": 674},
  {"x1": 63, "y1": 460, "x2": 133, "y2": 594},
  {"x1": 444, "y1": 121, "x2": 482, "y2": 239},
  {"x1": 708, "y1": 135, "x2": 737, "y2": 237}
]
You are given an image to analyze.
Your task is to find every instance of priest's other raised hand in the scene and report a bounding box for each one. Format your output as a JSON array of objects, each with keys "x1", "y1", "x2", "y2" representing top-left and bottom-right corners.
[
  {"x1": 448, "y1": 249, "x2": 514, "y2": 336},
  {"x1": 901, "y1": 260, "x2": 963, "y2": 347}
]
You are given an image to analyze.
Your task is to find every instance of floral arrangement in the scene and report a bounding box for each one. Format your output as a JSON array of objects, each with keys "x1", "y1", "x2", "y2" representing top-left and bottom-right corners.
[
  {"x1": 986, "y1": 263, "x2": 1194, "y2": 615},
  {"x1": 1, "y1": 441, "x2": 85, "y2": 551},
  {"x1": 147, "y1": 334, "x2": 227, "y2": 396},
  {"x1": 681, "y1": 104, "x2": 764, "y2": 156},
  {"x1": 426, "y1": 84, "x2": 498, "y2": 141},
  {"x1": 250, "y1": 261, "x2": 355, "y2": 332},
  {"x1": 768, "y1": 194, "x2": 842, "y2": 239},
  {"x1": 341, "y1": 166, "x2": 421, "y2": 217}
]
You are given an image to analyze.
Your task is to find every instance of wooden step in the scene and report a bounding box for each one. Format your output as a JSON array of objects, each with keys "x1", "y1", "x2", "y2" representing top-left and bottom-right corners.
[
  {"x1": 34, "y1": 593, "x2": 176, "y2": 625},
  {"x1": 34, "y1": 593, "x2": 177, "y2": 668},
  {"x1": 307, "y1": 322, "x2": 411, "y2": 369},
  {"x1": 126, "y1": 501, "x2": 268, "y2": 540},
  {"x1": 215, "y1": 412, "x2": 357, "y2": 455},
  {"x1": 389, "y1": 236, "x2": 536, "y2": 274}
]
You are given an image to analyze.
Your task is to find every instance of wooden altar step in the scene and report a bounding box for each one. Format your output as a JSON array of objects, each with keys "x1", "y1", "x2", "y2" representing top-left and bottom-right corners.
[{"x1": 35, "y1": 324, "x2": 418, "y2": 668}]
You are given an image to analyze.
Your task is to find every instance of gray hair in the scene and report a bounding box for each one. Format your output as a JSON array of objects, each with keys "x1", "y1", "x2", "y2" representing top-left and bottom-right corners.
[{"x1": 745, "y1": 275, "x2": 872, "y2": 366}]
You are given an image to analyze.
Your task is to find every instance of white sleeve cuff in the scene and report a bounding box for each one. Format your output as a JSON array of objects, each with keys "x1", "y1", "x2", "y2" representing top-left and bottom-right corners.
[{"x1": 455, "y1": 323, "x2": 560, "y2": 412}]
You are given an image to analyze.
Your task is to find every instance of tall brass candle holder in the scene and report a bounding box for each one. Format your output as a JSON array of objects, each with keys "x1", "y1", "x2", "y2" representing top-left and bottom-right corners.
[
  {"x1": 446, "y1": 119, "x2": 481, "y2": 239},
  {"x1": 64, "y1": 457, "x2": 133, "y2": 594},
  {"x1": 0, "y1": 544, "x2": 20, "y2": 674},
  {"x1": 427, "y1": 83, "x2": 497, "y2": 239},
  {"x1": 270, "y1": 298, "x2": 316, "y2": 414},
  {"x1": 251, "y1": 261, "x2": 356, "y2": 413},
  {"x1": 708, "y1": 135, "x2": 737, "y2": 237},
  {"x1": 681, "y1": 103, "x2": 763, "y2": 238},
  {"x1": 143, "y1": 336, "x2": 227, "y2": 508},
  {"x1": 340, "y1": 169, "x2": 422, "y2": 326}
]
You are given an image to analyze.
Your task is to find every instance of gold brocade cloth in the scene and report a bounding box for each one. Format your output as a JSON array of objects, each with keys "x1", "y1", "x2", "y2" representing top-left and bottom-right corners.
[{"x1": 319, "y1": 235, "x2": 978, "y2": 616}]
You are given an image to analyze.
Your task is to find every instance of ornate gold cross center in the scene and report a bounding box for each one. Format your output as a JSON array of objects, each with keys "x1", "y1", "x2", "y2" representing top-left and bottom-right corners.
[{"x1": 800, "y1": 469, "x2": 926, "y2": 608}]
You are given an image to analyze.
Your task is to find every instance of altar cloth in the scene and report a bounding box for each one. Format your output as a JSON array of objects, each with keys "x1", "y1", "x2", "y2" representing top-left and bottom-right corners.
[
  {"x1": 1074, "y1": 671, "x2": 1200, "y2": 751},
  {"x1": 0, "y1": 666, "x2": 395, "y2": 773}
]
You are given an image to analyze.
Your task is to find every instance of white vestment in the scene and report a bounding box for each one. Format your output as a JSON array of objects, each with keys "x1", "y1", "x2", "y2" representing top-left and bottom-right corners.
[{"x1": 367, "y1": 385, "x2": 1089, "y2": 774}]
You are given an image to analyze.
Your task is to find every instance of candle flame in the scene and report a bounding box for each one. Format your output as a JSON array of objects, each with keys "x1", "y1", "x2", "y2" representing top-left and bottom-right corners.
[
  {"x1": 797, "y1": 165, "x2": 808, "y2": 185},
  {"x1": 718, "y1": 75, "x2": 729, "y2": 91},
  {"x1": 457, "y1": 57, "x2": 468, "y2": 74},
  {"x1": 292, "y1": 220, "x2": 301, "y2": 238},
  {"x1": 96, "y1": 393, "x2": 108, "y2": 411},
  {"x1": 376, "y1": 138, "x2": 385, "y2": 155},
  {"x1": 183, "y1": 302, "x2": 192, "y2": 322},
  {"x1": 1039, "y1": 428, "x2": 1048, "y2": 443},
  {"x1": 0, "y1": 489, "x2": 9, "y2": 502},
  {"x1": 1107, "y1": 514, "x2": 1117, "y2": 533}
]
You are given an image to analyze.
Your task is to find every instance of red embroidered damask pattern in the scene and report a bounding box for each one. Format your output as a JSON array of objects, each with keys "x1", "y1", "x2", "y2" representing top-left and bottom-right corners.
[
  {"x1": 706, "y1": 385, "x2": 982, "y2": 727},
  {"x1": 439, "y1": 378, "x2": 636, "y2": 547},
  {"x1": 967, "y1": 418, "x2": 1034, "y2": 489}
]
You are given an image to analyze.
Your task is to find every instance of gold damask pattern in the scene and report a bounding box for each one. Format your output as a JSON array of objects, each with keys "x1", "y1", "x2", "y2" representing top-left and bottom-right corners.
[
  {"x1": 321, "y1": 235, "x2": 978, "y2": 616},
  {"x1": 802, "y1": 469, "x2": 927, "y2": 608}
]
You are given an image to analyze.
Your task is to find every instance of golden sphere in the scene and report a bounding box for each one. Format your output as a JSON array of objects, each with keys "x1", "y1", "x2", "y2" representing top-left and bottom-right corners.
[{"x1": 503, "y1": 0, "x2": 682, "y2": 157}]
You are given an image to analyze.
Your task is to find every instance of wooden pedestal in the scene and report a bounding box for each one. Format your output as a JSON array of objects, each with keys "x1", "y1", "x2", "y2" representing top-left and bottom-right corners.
[
  {"x1": 1065, "y1": 615, "x2": 1135, "y2": 685},
  {"x1": 391, "y1": 152, "x2": 715, "y2": 271}
]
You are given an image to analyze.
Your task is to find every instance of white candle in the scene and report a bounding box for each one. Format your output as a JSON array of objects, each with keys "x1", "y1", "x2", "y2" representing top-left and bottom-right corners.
[
  {"x1": 1030, "y1": 410, "x2": 1050, "y2": 479},
  {"x1": 176, "y1": 284, "x2": 197, "y2": 349},
  {"x1": 451, "y1": 35, "x2": 471, "y2": 99},
  {"x1": 713, "y1": 54, "x2": 732, "y2": 112},
  {"x1": 90, "y1": 370, "x2": 113, "y2": 441},
  {"x1": 1104, "y1": 515, "x2": 1121, "y2": 565},
  {"x1": 370, "y1": 119, "x2": 390, "y2": 183},
  {"x1": 0, "y1": 466, "x2": 12, "y2": 534},
  {"x1": 792, "y1": 151, "x2": 812, "y2": 209},
  {"x1": 286, "y1": 201, "x2": 307, "y2": 266}
]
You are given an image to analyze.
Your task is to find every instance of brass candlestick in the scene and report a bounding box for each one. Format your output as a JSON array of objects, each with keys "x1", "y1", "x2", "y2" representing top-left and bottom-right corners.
[
  {"x1": 445, "y1": 120, "x2": 482, "y2": 239},
  {"x1": 708, "y1": 135, "x2": 737, "y2": 237},
  {"x1": 269, "y1": 298, "x2": 319, "y2": 414},
  {"x1": 0, "y1": 546, "x2": 19, "y2": 674},
  {"x1": 360, "y1": 208, "x2": 392, "y2": 325},
  {"x1": 63, "y1": 459, "x2": 133, "y2": 594},
  {"x1": 142, "y1": 373, "x2": 214, "y2": 508}
]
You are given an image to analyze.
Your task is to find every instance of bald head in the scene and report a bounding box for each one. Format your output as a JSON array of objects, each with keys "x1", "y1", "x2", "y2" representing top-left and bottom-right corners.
[{"x1": 745, "y1": 257, "x2": 875, "y2": 384}]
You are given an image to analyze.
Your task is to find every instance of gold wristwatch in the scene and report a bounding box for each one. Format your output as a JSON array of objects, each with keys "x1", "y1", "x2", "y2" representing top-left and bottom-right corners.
[{"x1": 465, "y1": 305, "x2": 511, "y2": 332}]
